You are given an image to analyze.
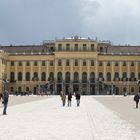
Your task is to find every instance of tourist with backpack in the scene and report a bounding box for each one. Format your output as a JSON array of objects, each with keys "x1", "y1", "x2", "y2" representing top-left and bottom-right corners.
[{"x1": 1, "y1": 90, "x2": 9, "y2": 115}]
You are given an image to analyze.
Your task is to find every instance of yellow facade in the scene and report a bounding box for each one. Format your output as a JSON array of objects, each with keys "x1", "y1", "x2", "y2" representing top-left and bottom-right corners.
[{"x1": 0, "y1": 36, "x2": 140, "y2": 95}]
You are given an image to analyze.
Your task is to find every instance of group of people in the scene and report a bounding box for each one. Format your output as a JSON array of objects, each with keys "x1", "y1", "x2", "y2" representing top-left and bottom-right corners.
[
  {"x1": 60, "y1": 91, "x2": 81, "y2": 107},
  {"x1": 0, "y1": 90, "x2": 9, "y2": 115}
]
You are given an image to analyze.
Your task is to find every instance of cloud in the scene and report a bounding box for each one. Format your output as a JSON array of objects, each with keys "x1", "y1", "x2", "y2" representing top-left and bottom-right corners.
[{"x1": 0, "y1": 0, "x2": 140, "y2": 45}]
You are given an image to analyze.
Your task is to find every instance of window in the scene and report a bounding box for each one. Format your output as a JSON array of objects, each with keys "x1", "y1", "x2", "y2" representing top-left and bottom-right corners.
[
  {"x1": 10, "y1": 87, "x2": 14, "y2": 92},
  {"x1": 66, "y1": 59, "x2": 70, "y2": 66},
  {"x1": 122, "y1": 72, "x2": 127, "y2": 78},
  {"x1": 107, "y1": 72, "x2": 111, "y2": 81},
  {"x1": 83, "y1": 60, "x2": 86, "y2": 66},
  {"x1": 107, "y1": 62, "x2": 110, "y2": 66},
  {"x1": 99, "y1": 62, "x2": 102, "y2": 66},
  {"x1": 131, "y1": 87, "x2": 134, "y2": 93},
  {"x1": 91, "y1": 44, "x2": 94, "y2": 51},
  {"x1": 90, "y1": 72, "x2": 95, "y2": 81},
  {"x1": 123, "y1": 87, "x2": 126, "y2": 92},
  {"x1": 57, "y1": 72, "x2": 62, "y2": 81},
  {"x1": 74, "y1": 44, "x2": 78, "y2": 51},
  {"x1": 49, "y1": 72, "x2": 54, "y2": 80},
  {"x1": 26, "y1": 61, "x2": 30, "y2": 66},
  {"x1": 65, "y1": 72, "x2": 70, "y2": 82},
  {"x1": 66, "y1": 44, "x2": 70, "y2": 51},
  {"x1": 58, "y1": 59, "x2": 62, "y2": 66},
  {"x1": 33, "y1": 72, "x2": 38, "y2": 81},
  {"x1": 26, "y1": 72, "x2": 30, "y2": 81},
  {"x1": 19, "y1": 62, "x2": 22, "y2": 66},
  {"x1": 100, "y1": 47, "x2": 103, "y2": 52},
  {"x1": 131, "y1": 62, "x2": 134, "y2": 66},
  {"x1": 50, "y1": 61, "x2": 54, "y2": 66},
  {"x1": 42, "y1": 61, "x2": 46, "y2": 66},
  {"x1": 26, "y1": 87, "x2": 29, "y2": 91},
  {"x1": 34, "y1": 61, "x2": 38, "y2": 66},
  {"x1": 91, "y1": 60, "x2": 94, "y2": 66},
  {"x1": 83, "y1": 44, "x2": 86, "y2": 51},
  {"x1": 10, "y1": 72, "x2": 14, "y2": 82},
  {"x1": 82, "y1": 72, "x2": 87, "y2": 82},
  {"x1": 75, "y1": 59, "x2": 78, "y2": 66},
  {"x1": 18, "y1": 72, "x2": 22, "y2": 81},
  {"x1": 115, "y1": 62, "x2": 118, "y2": 66},
  {"x1": 58, "y1": 44, "x2": 62, "y2": 51},
  {"x1": 123, "y1": 62, "x2": 126, "y2": 66},
  {"x1": 114, "y1": 72, "x2": 119, "y2": 78},
  {"x1": 11, "y1": 61, "x2": 14, "y2": 66},
  {"x1": 130, "y1": 72, "x2": 135, "y2": 78},
  {"x1": 41, "y1": 72, "x2": 46, "y2": 81},
  {"x1": 74, "y1": 72, "x2": 79, "y2": 81},
  {"x1": 18, "y1": 87, "x2": 21, "y2": 92}
]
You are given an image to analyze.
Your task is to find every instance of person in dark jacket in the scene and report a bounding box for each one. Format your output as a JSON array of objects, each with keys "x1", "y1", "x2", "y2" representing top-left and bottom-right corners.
[
  {"x1": 75, "y1": 92, "x2": 81, "y2": 106},
  {"x1": 2, "y1": 90, "x2": 9, "y2": 115},
  {"x1": 134, "y1": 93, "x2": 140, "y2": 108},
  {"x1": 67, "y1": 93, "x2": 72, "y2": 107}
]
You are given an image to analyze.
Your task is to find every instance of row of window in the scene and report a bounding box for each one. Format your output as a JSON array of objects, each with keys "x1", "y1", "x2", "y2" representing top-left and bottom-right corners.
[
  {"x1": 10, "y1": 72, "x2": 140, "y2": 82},
  {"x1": 58, "y1": 44, "x2": 95, "y2": 52},
  {"x1": 10, "y1": 60, "x2": 140, "y2": 67}
]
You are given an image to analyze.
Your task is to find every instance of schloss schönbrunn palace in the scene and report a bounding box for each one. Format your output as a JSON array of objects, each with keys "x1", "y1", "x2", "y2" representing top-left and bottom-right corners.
[{"x1": 0, "y1": 35, "x2": 140, "y2": 95}]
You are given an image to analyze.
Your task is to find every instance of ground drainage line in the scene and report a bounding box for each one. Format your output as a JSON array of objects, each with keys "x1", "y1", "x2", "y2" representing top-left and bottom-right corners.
[{"x1": 84, "y1": 97, "x2": 99, "y2": 140}]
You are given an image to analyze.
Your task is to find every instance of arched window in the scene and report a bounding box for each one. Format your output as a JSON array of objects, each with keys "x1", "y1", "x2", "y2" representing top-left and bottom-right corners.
[
  {"x1": 26, "y1": 72, "x2": 30, "y2": 81},
  {"x1": 90, "y1": 72, "x2": 95, "y2": 82},
  {"x1": 131, "y1": 87, "x2": 134, "y2": 93},
  {"x1": 41, "y1": 72, "x2": 46, "y2": 81},
  {"x1": 74, "y1": 72, "x2": 79, "y2": 82},
  {"x1": 82, "y1": 72, "x2": 87, "y2": 82},
  {"x1": 49, "y1": 72, "x2": 54, "y2": 81},
  {"x1": 65, "y1": 72, "x2": 70, "y2": 82},
  {"x1": 18, "y1": 72, "x2": 22, "y2": 81},
  {"x1": 107, "y1": 72, "x2": 111, "y2": 81},
  {"x1": 33, "y1": 72, "x2": 38, "y2": 81},
  {"x1": 26, "y1": 87, "x2": 29, "y2": 91},
  {"x1": 114, "y1": 72, "x2": 119, "y2": 78},
  {"x1": 10, "y1": 87, "x2": 14, "y2": 92},
  {"x1": 122, "y1": 72, "x2": 127, "y2": 78},
  {"x1": 123, "y1": 87, "x2": 126, "y2": 92},
  {"x1": 10, "y1": 72, "x2": 15, "y2": 82},
  {"x1": 130, "y1": 72, "x2": 135, "y2": 78},
  {"x1": 57, "y1": 72, "x2": 62, "y2": 81},
  {"x1": 98, "y1": 72, "x2": 103, "y2": 81}
]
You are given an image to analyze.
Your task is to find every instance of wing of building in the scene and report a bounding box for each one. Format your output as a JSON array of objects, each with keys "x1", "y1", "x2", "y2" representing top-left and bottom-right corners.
[{"x1": 0, "y1": 36, "x2": 140, "y2": 95}]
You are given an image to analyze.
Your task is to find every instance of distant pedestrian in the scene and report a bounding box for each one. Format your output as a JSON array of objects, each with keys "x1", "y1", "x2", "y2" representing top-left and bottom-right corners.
[
  {"x1": 1, "y1": 90, "x2": 9, "y2": 115},
  {"x1": 134, "y1": 93, "x2": 140, "y2": 108},
  {"x1": 60, "y1": 91, "x2": 66, "y2": 106},
  {"x1": 68, "y1": 93, "x2": 72, "y2": 107},
  {"x1": 75, "y1": 92, "x2": 81, "y2": 106}
]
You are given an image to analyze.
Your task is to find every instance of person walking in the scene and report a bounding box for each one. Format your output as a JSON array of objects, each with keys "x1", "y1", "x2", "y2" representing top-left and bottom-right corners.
[
  {"x1": 68, "y1": 93, "x2": 72, "y2": 107},
  {"x1": 2, "y1": 90, "x2": 9, "y2": 115},
  {"x1": 75, "y1": 92, "x2": 81, "y2": 106},
  {"x1": 60, "y1": 91, "x2": 66, "y2": 107},
  {"x1": 134, "y1": 93, "x2": 140, "y2": 108}
]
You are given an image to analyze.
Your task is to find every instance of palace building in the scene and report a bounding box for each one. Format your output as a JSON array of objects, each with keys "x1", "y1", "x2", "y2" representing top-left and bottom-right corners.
[{"x1": 0, "y1": 35, "x2": 140, "y2": 95}]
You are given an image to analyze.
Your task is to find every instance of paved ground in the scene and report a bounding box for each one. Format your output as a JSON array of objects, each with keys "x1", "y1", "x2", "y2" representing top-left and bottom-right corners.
[
  {"x1": 94, "y1": 95, "x2": 140, "y2": 131},
  {"x1": 0, "y1": 95, "x2": 140, "y2": 140},
  {"x1": 8, "y1": 95, "x2": 49, "y2": 106}
]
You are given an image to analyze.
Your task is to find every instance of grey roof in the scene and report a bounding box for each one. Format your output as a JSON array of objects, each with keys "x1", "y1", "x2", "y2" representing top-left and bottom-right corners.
[{"x1": 107, "y1": 46, "x2": 140, "y2": 54}]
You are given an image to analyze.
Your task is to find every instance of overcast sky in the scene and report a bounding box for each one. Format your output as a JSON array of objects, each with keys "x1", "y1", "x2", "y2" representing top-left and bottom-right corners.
[{"x1": 0, "y1": 0, "x2": 140, "y2": 45}]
